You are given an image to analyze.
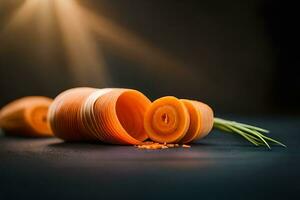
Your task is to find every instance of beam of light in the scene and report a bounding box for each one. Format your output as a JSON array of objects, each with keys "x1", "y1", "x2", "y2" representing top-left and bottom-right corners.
[
  {"x1": 81, "y1": 6, "x2": 193, "y2": 77},
  {"x1": 53, "y1": 0, "x2": 109, "y2": 86},
  {"x1": 2, "y1": 0, "x2": 40, "y2": 32},
  {"x1": 35, "y1": 0, "x2": 55, "y2": 65},
  {"x1": 36, "y1": 0, "x2": 53, "y2": 42},
  {"x1": 2, "y1": 0, "x2": 109, "y2": 86},
  {"x1": 1, "y1": 0, "x2": 195, "y2": 87},
  {"x1": 0, "y1": 0, "x2": 56, "y2": 74}
]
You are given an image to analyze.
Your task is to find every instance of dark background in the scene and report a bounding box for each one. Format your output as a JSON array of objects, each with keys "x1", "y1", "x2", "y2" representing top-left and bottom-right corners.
[
  {"x1": 0, "y1": 0, "x2": 295, "y2": 115},
  {"x1": 1, "y1": 1, "x2": 300, "y2": 200}
]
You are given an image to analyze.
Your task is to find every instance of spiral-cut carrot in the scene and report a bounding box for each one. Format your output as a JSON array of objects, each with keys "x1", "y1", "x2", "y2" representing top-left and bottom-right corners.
[
  {"x1": 48, "y1": 87, "x2": 151, "y2": 144},
  {"x1": 0, "y1": 90, "x2": 284, "y2": 148},
  {"x1": 0, "y1": 96, "x2": 53, "y2": 137},
  {"x1": 144, "y1": 96, "x2": 214, "y2": 144}
]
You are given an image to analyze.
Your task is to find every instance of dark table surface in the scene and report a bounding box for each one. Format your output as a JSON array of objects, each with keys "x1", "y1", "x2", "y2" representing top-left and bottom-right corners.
[{"x1": 0, "y1": 116, "x2": 299, "y2": 200}]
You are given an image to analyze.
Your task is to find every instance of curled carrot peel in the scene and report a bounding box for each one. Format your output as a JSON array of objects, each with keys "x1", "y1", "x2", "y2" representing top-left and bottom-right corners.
[
  {"x1": 48, "y1": 87, "x2": 151, "y2": 144},
  {"x1": 144, "y1": 96, "x2": 286, "y2": 148},
  {"x1": 0, "y1": 96, "x2": 53, "y2": 137}
]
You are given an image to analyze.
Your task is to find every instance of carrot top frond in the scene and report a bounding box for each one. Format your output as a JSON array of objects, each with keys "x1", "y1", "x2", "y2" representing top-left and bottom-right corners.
[{"x1": 213, "y1": 118, "x2": 286, "y2": 149}]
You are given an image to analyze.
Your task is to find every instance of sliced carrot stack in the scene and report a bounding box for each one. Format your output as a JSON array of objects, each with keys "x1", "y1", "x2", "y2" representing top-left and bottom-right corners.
[
  {"x1": 0, "y1": 96, "x2": 53, "y2": 137},
  {"x1": 144, "y1": 96, "x2": 214, "y2": 144},
  {"x1": 48, "y1": 87, "x2": 151, "y2": 144}
]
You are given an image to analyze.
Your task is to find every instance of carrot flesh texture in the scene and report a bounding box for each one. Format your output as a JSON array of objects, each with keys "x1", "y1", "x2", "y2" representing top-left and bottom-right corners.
[
  {"x1": 144, "y1": 96, "x2": 190, "y2": 143},
  {"x1": 180, "y1": 100, "x2": 202, "y2": 143},
  {"x1": 48, "y1": 87, "x2": 151, "y2": 144},
  {"x1": 0, "y1": 96, "x2": 53, "y2": 137},
  {"x1": 93, "y1": 89, "x2": 150, "y2": 144},
  {"x1": 115, "y1": 90, "x2": 149, "y2": 142},
  {"x1": 186, "y1": 100, "x2": 214, "y2": 141},
  {"x1": 48, "y1": 87, "x2": 95, "y2": 141}
]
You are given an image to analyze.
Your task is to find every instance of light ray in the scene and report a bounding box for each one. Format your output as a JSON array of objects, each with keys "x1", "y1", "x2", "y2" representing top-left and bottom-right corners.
[
  {"x1": 35, "y1": 0, "x2": 55, "y2": 62},
  {"x1": 2, "y1": 0, "x2": 40, "y2": 32},
  {"x1": 1, "y1": 0, "x2": 193, "y2": 87},
  {"x1": 53, "y1": 0, "x2": 108, "y2": 86},
  {"x1": 81, "y1": 6, "x2": 193, "y2": 76}
]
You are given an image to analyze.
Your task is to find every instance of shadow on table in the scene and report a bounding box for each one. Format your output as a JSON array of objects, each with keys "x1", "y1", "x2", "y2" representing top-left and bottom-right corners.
[
  {"x1": 47, "y1": 139, "x2": 274, "y2": 153},
  {"x1": 47, "y1": 140, "x2": 116, "y2": 150},
  {"x1": 0, "y1": 129, "x2": 53, "y2": 139}
]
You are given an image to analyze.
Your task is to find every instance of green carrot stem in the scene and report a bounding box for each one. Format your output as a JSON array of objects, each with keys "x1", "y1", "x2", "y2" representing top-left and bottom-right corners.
[
  {"x1": 214, "y1": 118, "x2": 269, "y2": 133},
  {"x1": 213, "y1": 118, "x2": 286, "y2": 148}
]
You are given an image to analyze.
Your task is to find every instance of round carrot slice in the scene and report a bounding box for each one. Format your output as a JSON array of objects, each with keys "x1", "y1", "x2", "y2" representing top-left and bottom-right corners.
[
  {"x1": 180, "y1": 99, "x2": 214, "y2": 143},
  {"x1": 190, "y1": 100, "x2": 214, "y2": 141},
  {"x1": 180, "y1": 100, "x2": 201, "y2": 143},
  {"x1": 144, "y1": 96, "x2": 190, "y2": 143},
  {"x1": 0, "y1": 96, "x2": 53, "y2": 137}
]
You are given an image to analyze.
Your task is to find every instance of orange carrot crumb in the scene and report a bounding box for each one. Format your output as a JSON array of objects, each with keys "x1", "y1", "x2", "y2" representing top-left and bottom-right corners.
[
  {"x1": 135, "y1": 142, "x2": 187, "y2": 150},
  {"x1": 167, "y1": 144, "x2": 175, "y2": 147}
]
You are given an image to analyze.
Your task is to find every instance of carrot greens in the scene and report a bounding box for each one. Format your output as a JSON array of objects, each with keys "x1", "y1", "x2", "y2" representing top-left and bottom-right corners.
[{"x1": 213, "y1": 118, "x2": 286, "y2": 149}]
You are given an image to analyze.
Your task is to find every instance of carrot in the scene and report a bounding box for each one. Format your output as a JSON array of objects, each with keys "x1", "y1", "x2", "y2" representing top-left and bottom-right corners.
[
  {"x1": 0, "y1": 96, "x2": 53, "y2": 137},
  {"x1": 48, "y1": 87, "x2": 151, "y2": 144},
  {"x1": 0, "y1": 89, "x2": 285, "y2": 148},
  {"x1": 144, "y1": 96, "x2": 214, "y2": 143},
  {"x1": 144, "y1": 96, "x2": 286, "y2": 148}
]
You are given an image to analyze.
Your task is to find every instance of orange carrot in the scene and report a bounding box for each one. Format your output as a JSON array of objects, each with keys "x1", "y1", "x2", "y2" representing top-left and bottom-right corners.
[
  {"x1": 144, "y1": 96, "x2": 285, "y2": 148},
  {"x1": 0, "y1": 96, "x2": 53, "y2": 137},
  {"x1": 0, "y1": 89, "x2": 284, "y2": 148},
  {"x1": 144, "y1": 96, "x2": 214, "y2": 143},
  {"x1": 48, "y1": 87, "x2": 151, "y2": 144}
]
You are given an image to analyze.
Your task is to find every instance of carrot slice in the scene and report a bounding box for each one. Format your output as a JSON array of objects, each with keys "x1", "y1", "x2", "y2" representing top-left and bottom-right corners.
[
  {"x1": 48, "y1": 87, "x2": 151, "y2": 144},
  {"x1": 179, "y1": 100, "x2": 201, "y2": 143},
  {"x1": 144, "y1": 96, "x2": 190, "y2": 143},
  {"x1": 180, "y1": 100, "x2": 214, "y2": 143},
  {"x1": 144, "y1": 97, "x2": 214, "y2": 144},
  {"x1": 0, "y1": 96, "x2": 53, "y2": 137}
]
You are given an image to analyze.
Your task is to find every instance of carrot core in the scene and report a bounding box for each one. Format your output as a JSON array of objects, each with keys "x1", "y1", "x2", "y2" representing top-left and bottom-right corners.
[
  {"x1": 161, "y1": 113, "x2": 169, "y2": 124},
  {"x1": 29, "y1": 106, "x2": 52, "y2": 136}
]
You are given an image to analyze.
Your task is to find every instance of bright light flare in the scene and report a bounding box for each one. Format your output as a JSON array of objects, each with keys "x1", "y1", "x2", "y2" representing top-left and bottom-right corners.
[
  {"x1": 81, "y1": 6, "x2": 192, "y2": 76},
  {"x1": 1, "y1": 0, "x2": 193, "y2": 86},
  {"x1": 3, "y1": 0, "x2": 40, "y2": 32},
  {"x1": 54, "y1": 0, "x2": 108, "y2": 86}
]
